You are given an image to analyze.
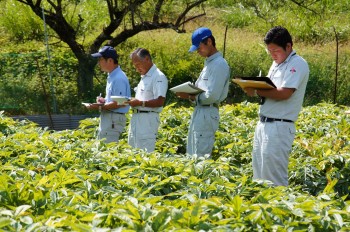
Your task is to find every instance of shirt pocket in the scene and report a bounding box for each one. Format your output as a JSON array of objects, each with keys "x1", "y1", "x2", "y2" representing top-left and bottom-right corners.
[
  {"x1": 140, "y1": 83, "x2": 154, "y2": 99},
  {"x1": 197, "y1": 76, "x2": 209, "y2": 90}
]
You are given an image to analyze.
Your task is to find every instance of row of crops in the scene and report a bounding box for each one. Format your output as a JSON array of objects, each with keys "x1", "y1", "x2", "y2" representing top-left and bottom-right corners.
[{"x1": 0, "y1": 102, "x2": 349, "y2": 230}]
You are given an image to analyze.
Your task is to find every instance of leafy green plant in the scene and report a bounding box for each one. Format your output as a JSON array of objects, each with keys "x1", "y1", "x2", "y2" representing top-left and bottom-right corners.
[{"x1": 0, "y1": 103, "x2": 349, "y2": 230}]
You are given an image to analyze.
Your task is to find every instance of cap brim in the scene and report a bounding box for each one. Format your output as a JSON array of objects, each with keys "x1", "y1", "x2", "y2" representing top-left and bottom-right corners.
[
  {"x1": 188, "y1": 45, "x2": 198, "y2": 52},
  {"x1": 91, "y1": 52, "x2": 102, "y2": 57}
]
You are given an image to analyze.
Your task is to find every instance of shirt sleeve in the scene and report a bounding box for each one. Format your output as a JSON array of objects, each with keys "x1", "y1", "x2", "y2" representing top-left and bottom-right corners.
[
  {"x1": 282, "y1": 57, "x2": 309, "y2": 90},
  {"x1": 197, "y1": 60, "x2": 230, "y2": 104},
  {"x1": 153, "y1": 72, "x2": 168, "y2": 98}
]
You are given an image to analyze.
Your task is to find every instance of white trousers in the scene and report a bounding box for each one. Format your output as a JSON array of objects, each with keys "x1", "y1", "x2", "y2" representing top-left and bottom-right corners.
[
  {"x1": 187, "y1": 106, "x2": 219, "y2": 157},
  {"x1": 128, "y1": 112, "x2": 160, "y2": 152},
  {"x1": 252, "y1": 121, "x2": 296, "y2": 186},
  {"x1": 98, "y1": 111, "x2": 126, "y2": 143}
]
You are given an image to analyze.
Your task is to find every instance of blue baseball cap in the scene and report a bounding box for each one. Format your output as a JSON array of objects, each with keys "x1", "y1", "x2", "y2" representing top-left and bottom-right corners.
[
  {"x1": 91, "y1": 46, "x2": 119, "y2": 59},
  {"x1": 189, "y1": 27, "x2": 212, "y2": 52}
]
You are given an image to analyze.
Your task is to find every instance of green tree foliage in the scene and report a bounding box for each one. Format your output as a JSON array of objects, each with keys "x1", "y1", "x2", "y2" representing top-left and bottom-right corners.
[
  {"x1": 0, "y1": 1, "x2": 43, "y2": 41},
  {"x1": 0, "y1": 0, "x2": 207, "y2": 100},
  {"x1": 210, "y1": 0, "x2": 350, "y2": 43}
]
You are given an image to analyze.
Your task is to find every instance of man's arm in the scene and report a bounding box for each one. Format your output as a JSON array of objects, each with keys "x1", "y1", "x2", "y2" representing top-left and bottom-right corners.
[
  {"x1": 86, "y1": 101, "x2": 123, "y2": 110},
  {"x1": 176, "y1": 92, "x2": 196, "y2": 101},
  {"x1": 197, "y1": 63, "x2": 230, "y2": 105},
  {"x1": 245, "y1": 87, "x2": 295, "y2": 100},
  {"x1": 103, "y1": 101, "x2": 122, "y2": 110},
  {"x1": 127, "y1": 96, "x2": 166, "y2": 108}
]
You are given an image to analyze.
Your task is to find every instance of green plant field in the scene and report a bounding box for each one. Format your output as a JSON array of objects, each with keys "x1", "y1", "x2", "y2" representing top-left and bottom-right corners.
[
  {"x1": 1, "y1": 2, "x2": 350, "y2": 230},
  {"x1": 0, "y1": 103, "x2": 349, "y2": 230}
]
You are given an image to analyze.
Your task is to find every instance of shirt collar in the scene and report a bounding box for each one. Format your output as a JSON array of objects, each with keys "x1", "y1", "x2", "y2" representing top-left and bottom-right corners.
[
  {"x1": 108, "y1": 65, "x2": 120, "y2": 78},
  {"x1": 141, "y1": 64, "x2": 157, "y2": 78},
  {"x1": 206, "y1": 52, "x2": 221, "y2": 64},
  {"x1": 272, "y1": 50, "x2": 296, "y2": 68},
  {"x1": 285, "y1": 50, "x2": 297, "y2": 63}
]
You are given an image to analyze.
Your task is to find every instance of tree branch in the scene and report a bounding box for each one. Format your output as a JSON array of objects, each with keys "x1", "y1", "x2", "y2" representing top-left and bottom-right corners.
[
  {"x1": 153, "y1": 0, "x2": 164, "y2": 23},
  {"x1": 179, "y1": 13, "x2": 206, "y2": 29},
  {"x1": 108, "y1": 21, "x2": 177, "y2": 47},
  {"x1": 175, "y1": 0, "x2": 206, "y2": 27},
  {"x1": 289, "y1": 0, "x2": 318, "y2": 14},
  {"x1": 101, "y1": 0, "x2": 207, "y2": 46}
]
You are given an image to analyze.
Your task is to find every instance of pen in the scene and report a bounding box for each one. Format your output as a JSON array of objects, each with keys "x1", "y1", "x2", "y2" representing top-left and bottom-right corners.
[{"x1": 98, "y1": 93, "x2": 102, "y2": 103}]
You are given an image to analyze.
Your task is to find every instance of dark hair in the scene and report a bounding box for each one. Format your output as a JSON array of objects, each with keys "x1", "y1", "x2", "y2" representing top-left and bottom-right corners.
[
  {"x1": 130, "y1": 48, "x2": 152, "y2": 61},
  {"x1": 102, "y1": 56, "x2": 118, "y2": 64},
  {"x1": 202, "y1": 35, "x2": 216, "y2": 47},
  {"x1": 264, "y1": 26, "x2": 293, "y2": 50}
]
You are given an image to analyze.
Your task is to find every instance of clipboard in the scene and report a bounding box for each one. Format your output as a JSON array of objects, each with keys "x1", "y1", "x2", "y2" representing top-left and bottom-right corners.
[
  {"x1": 82, "y1": 102, "x2": 104, "y2": 107},
  {"x1": 232, "y1": 76, "x2": 276, "y2": 89},
  {"x1": 169, "y1": 81, "x2": 204, "y2": 94},
  {"x1": 110, "y1": 96, "x2": 130, "y2": 105}
]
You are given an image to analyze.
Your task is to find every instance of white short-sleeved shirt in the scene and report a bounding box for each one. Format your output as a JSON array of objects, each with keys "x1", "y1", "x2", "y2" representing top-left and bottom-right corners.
[
  {"x1": 259, "y1": 50, "x2": 309, "y2": 121},
  {"x1": 134, "y1": 64, "x2": 168, "y2": 113}
]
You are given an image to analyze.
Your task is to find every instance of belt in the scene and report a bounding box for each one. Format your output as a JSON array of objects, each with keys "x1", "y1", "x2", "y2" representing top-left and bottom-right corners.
[
  {"x1": 199, "y1": 103, "x2": 219, "y2": 108},
  {"x1": 105, "y1": 110, "x2": 125, "y2": 115},
  {"x1": 133, "y1": 109, "x2": 156, "y2": 113},
  {"x1": 260, "y1": 116, "x2": 294, "y2": 123}
]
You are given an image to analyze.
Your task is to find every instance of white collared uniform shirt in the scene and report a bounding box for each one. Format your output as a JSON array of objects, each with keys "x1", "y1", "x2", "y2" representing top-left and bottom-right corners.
[
  {"x1": 259, "y1": 50, "x2": 309, "y2": 122},
  {"x1": 134, "y1": 64, "x2": 168, "y2": 112},
  {"x1": 195, "y1": 52, "x2": 230, "y2": 105}
]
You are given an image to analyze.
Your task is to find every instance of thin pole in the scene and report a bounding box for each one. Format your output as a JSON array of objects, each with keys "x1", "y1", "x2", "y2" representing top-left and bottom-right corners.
[
  {"x1": 223, "y1": 25, "x2": 228, "y2": 58},
  {"x1": 42, "y1": 7, "x2": 57, "y2": 113},
  {"x1": 333, "y1": 26, "x2": 339, "y2": 104},
  {"x1": 36, "y1": 58, "x2": 54, "y2": 129}
]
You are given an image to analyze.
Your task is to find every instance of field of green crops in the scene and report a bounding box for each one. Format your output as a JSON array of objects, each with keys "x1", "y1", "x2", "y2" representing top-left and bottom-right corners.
[{"x1": 0, "y1": 102, "x2": 349, "y2": 231}]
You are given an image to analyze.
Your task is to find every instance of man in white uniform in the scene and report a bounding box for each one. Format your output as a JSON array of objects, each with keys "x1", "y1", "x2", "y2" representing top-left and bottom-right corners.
[
  {"x1": 127, "y1": 48, "x2": 168, "y2": 152},
  {"x1": 245, "y1": 26, "x2": 309, "y2": 186},
  {"x1": 176, "y1": 27, "x2": 230, "y2": 157},
  {"x1": 86, "y1": 46, "x2": 131, "y2": 143}
]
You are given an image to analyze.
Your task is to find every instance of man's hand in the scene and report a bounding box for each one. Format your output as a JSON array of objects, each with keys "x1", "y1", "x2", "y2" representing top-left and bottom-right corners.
[
  {"x1": 244, "y1": 88, "x2": 257, "y2": 97},
  {"x1": 85, "y1": 103, "x2": 100, "y2": 110},
  {"x1": 126, "y1": 98, "x2": 142, "y2": 107},
  {"x1": 97, "y1": 96, "x2": 105, "y2": 103},
  {"x1": 176, "y1": 92, "x2": 194, "y2": 100}
]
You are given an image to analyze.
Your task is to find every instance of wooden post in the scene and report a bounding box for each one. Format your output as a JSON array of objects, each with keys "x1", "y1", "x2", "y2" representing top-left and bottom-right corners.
[
  {"x1": 333, "y1": 26, "x2": 339, "y2": 104},
  {"x1": 36, "y1": 58, "x2": 54, "y2": 129},
  {"x1": 223, "y1": 25, "x2": 228, "y2": 58}
]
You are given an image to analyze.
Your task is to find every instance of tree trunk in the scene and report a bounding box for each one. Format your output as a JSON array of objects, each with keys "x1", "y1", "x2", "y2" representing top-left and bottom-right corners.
[{"x1": 77, "y1": 55, "x2": 97, "y2": 101}]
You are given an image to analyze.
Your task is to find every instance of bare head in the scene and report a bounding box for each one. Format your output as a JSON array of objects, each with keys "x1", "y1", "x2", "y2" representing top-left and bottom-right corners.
[{"x1": 130, "y1": 48, "x2": 153, "y2": 75}]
